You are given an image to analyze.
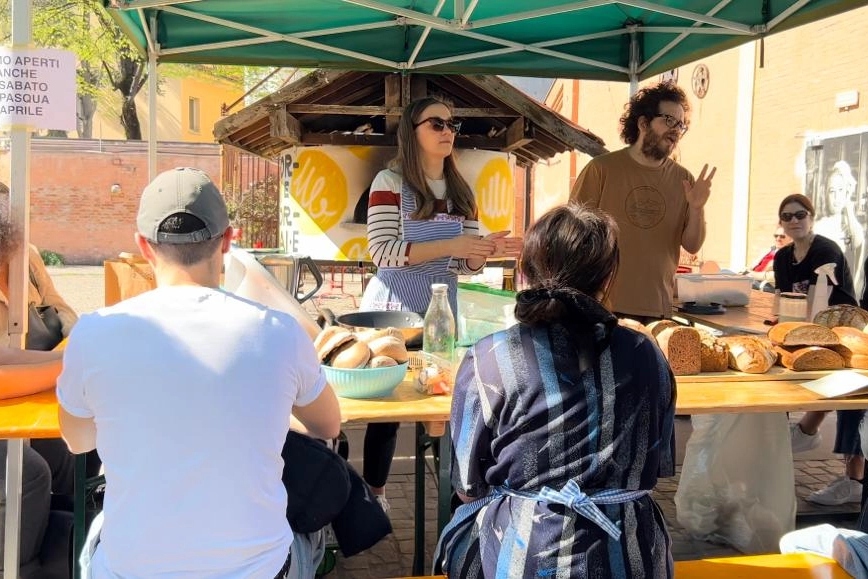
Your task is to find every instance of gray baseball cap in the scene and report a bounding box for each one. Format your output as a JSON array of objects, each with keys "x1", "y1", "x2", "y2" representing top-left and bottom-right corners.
[{"x1": 137, "y1": 167, "x2": 229, "y2": 244}]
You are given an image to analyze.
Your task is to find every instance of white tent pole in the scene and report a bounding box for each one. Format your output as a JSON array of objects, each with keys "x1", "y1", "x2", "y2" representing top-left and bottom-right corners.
[
  {"x1": 729, "y1": 41, "x2": 756, "y2": 272},
  {"x1": 6, "y1": 1, "x2": 30, "y2": 576},
  {"x1": 148, "y1": 14, "x2": 158, "y2": 180},
  {"x1": 628, "y1": 26, "x2": 639, "y2": 95}
]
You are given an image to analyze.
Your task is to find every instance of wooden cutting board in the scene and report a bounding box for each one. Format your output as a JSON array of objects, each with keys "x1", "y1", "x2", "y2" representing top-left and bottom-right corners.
[{"x1": 676, "y1": 365, "x2": 868, "y2": 384}]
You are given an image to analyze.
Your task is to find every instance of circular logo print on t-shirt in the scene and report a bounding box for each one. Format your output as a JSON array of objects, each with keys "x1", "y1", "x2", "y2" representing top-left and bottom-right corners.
[{"x1": 625, "y1": 186, "x2": 666, "y2": 229}]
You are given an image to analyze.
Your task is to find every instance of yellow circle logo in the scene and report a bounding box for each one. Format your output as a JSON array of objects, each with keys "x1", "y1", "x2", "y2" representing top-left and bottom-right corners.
[
  {"x1": 337, "y1": 237, "x2": 370, "y2": 261},
  {"x1": 290, "y1": 150, "x2": 347, "y2": 232},
  {"x1": 475, "y1": 158, "x2": 513, "y2": 232}
]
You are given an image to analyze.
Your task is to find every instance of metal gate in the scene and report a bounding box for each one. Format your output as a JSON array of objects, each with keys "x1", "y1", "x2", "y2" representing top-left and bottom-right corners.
[{"x1": 221, "y1": 145, "x2": 280, "y2": 249}]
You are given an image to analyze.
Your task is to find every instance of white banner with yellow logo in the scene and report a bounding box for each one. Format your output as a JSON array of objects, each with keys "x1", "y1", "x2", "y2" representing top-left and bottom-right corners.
[{"x1": 279, "y1": 146, "x2": 515, "y2": 260}]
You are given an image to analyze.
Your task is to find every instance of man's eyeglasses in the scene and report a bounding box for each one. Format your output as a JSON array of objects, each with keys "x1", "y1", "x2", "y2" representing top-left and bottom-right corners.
[
  {"x1": 654, "y1": 113, "x2": 688, "y2": 135},
  {"x1": 414, "y1": 117, "x2": 462, "y2": 134},
  {"x1": 773, "y1": 234, "x2": 787, "y2": 239},
  {"x1": 780, "y1": 210, "x2": 809, "y2": 222}
]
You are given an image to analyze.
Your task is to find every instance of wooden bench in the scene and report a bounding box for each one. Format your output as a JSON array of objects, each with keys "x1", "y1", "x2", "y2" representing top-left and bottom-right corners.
[{"x1": 674, "y1": 553, "x2": 849, "y2": 578}]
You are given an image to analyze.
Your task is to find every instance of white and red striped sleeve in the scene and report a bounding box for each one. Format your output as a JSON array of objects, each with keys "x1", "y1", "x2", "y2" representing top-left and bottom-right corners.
[{"x1": 367, "y1": 170, "x2": 411, "y2": 268}]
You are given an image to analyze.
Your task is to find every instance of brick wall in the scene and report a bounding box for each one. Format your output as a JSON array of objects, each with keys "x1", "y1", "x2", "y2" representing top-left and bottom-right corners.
[{"x1": 0, "y1": 138, "x2": 222, "y2": 264}]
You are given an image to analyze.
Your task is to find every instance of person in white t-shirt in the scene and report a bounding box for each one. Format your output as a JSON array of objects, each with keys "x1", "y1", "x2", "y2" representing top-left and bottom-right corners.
[{"x1": 57, "y1": 167, "x2": 341, "y2": 579}]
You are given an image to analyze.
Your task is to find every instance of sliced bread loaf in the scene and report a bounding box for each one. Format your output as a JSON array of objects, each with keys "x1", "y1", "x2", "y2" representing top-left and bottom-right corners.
[
  {"x1": 767, "y1": 321, "x2": 839, "y2": 347},
  {"x1": 656, "y1": 326, "x2": 701, "y2": 375}
]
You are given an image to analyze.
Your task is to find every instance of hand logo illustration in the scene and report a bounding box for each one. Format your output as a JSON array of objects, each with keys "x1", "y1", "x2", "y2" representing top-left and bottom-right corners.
[
  {"x1": 290, "y1": 149, "x2": 347, "y2": 232},
  {"x1": 476, "y1": 157, "x2": 514, "y2": 233},
  {"x1": 338, "y1": 237, "x2": 370, "y2": 261}
]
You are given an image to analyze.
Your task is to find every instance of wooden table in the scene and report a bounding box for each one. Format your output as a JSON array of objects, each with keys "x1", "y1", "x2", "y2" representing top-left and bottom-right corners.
[
  {"x1": 0, "y1": 390, "x2": 61, "y2": 579},
  {"x1": 676, "y1": 367, "x2": 868, "y2": 413},
  {"x1": 339, "y1": 380, "x2": 452, "y2": 576},
  {"x1": 674, "y1": 290, "x2": 775, "y2": 335}
]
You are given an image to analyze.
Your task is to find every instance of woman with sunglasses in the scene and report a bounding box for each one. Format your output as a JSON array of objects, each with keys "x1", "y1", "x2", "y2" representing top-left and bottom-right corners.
[
  {"x1": 360, "y1": 96, "x2": 522, "y2": 512},
  {"x1": 774, "y1": 194, "x2": 865, "y2": 507}
]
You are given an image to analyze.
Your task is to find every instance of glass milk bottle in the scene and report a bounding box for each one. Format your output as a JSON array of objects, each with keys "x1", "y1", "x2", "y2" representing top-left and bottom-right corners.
[{"x1": 423, "y1": 283, "x2": 456, "y2": 362}]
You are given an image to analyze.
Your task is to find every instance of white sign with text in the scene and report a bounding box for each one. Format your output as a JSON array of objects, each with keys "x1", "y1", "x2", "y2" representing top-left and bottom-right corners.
[{"x1": 0, "y1": 48, "x2": 76, "y2": 131}]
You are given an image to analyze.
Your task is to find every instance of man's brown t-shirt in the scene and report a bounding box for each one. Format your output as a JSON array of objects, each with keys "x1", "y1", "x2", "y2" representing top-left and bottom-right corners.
[{"x1": 570, "y1": 148, "x2": 694, "y2": 318}]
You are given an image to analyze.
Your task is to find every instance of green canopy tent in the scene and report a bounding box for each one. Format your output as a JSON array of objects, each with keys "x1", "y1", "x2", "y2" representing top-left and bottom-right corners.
[
  {"x1": 102, "y1": 0, "x2": 868, "y2": 178},
  {"x1": 108, "y1": 0, "x2": 867, "y2": 82}
]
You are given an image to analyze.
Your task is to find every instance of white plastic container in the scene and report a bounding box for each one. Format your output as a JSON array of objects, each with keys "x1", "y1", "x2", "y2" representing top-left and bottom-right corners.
[{"x1": 675, "y1": 274, "x2": 753, "y2": 306}]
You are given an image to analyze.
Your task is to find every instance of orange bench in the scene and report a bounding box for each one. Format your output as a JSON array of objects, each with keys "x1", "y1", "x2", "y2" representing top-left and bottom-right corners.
[
  {"x1": 674, "y1": 553, "x2": 849, "y2": 578},
  {"x1": 391, "y1": 554, "x2": 846, "y2": 579}
]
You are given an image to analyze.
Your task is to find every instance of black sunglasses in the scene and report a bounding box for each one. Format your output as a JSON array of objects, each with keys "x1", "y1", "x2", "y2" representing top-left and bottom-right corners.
[
  {"x1": 780, "y1": 210, "x2": 809, "y2": 222},
  {"x1": 654, "y1": 113, "x2": 688, "y2": 135},
  {"x1": 773, "y1": 234, "x2": 787, "y2": 239},
  {"x1": 414, "y1": 117, "x2": 462, "y2": 134}
]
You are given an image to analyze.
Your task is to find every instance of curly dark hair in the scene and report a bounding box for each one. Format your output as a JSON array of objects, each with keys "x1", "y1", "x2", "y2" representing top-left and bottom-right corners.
[{"x1": 619, "y1": 82, "x2": 690, "y2": 145}]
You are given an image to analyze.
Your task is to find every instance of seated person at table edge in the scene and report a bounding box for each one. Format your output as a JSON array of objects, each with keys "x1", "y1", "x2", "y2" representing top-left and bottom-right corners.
[
  {"x1": 57, "y1": 167, "x2": 341, "y2": 578},
  {"x1": 435, "y1": 204, "x2": 676, "y2": 578},
  {"x1": 745, "y1": 226, "x2": 790, "y2": 289}
]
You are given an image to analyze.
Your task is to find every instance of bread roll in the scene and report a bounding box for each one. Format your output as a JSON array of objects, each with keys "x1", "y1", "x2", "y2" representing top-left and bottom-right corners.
[
  {"x1": 656, "y1": 326, "x2": 701, "y2": 375},
  {"x1": 697, "y1": 328, "x2": 729, "y2": 373},
  {"x1": 719, "y1": 336, "x2": 777, "y2": 374},
  {"x1": 767, "y1": 322, "x2": 839, "y2": 347},
  {"x1": 774, "y1": 345, "x2": 844, "y2": 371},
  {"x1": 369, "y1": 355, "x2": 398, "y2": 368},
  {"x1": 328, "y1": 338, "x2": 372, "y2": 369},
  {"x1": 367, "y1": 335, "x2": 409, "y2": 364},
  {"x1": 813, "y1": 304, "x2": 868, "y2": 330},
  {"x1": 315, "y1": 327, "x2": 354, "y2": 362},
  {"x1": 355, "y1": 327, "x2": 404, "y2": 344}
]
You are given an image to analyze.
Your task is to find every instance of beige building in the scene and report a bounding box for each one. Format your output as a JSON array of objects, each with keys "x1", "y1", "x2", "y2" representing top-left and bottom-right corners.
[
  {"x1": 88, "y1": 75, "x2": 243, "y2": 143},
  {"x1": 538, "y1": 5, "x2": 868, "y2": 293}
]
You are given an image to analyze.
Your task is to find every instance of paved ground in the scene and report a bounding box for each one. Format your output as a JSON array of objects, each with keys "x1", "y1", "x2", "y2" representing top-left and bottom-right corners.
[{"x1": 50, "y1": 264, "x2": 864, "y2": 577}]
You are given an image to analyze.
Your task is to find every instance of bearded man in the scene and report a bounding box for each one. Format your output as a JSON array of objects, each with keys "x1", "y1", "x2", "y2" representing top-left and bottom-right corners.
[{"x1": 569, "y1": 82, "x2": 716, "y2": 322}]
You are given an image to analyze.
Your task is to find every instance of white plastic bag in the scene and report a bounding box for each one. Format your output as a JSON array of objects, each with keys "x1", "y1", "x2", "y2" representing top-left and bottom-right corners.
[{"x1": 674, "y1": 413, "x2": 796, "y2": 553}]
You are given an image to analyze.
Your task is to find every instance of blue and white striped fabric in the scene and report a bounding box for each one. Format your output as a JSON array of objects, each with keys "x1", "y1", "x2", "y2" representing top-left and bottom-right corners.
[
  {"x1": 435, "y1": 297, "x2": 677, "y2": 579},
  {"x1": 361, "y1": 179, "x2": 464, "y2": 315}
]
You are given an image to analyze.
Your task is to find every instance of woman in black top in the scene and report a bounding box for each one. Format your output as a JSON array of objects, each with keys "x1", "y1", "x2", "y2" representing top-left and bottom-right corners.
[
  {"x1": 776, "y1": 193, "x2": 864, "y2": 507},
  {"x1": 773, "y1": 194, "x2": 856, "y2": 305}
]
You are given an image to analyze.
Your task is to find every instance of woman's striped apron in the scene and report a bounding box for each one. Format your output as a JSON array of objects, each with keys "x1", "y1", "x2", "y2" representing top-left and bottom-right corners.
[{"x1": 361, "y1": 180, "x2": 464, "y2": 316}]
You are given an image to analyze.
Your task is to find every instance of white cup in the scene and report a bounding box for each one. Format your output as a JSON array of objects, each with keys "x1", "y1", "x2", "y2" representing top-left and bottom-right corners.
[{"x1": 779, "y1": 292, "x2": 808, "y2": 322}]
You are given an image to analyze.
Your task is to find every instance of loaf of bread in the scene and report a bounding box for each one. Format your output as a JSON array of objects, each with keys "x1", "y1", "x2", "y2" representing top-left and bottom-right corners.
[
  {"x1": 767, "y1": 322, "x2": 839, "y2": 347},
  {"x1": 617, "y1": 318, "x2": 654, "y2": 340},
  {"x1": 646, "y1": 320, "x2": 681, "y2": 338},
  {"x1": 719, "y1": 336, "x2": 777, "y2": 374},
  {"x1": 831, "y1": 327, "x2": 868, "y2": 356},
  {"x1": 849, "y1": 354, "x2": 868, "y2": 370},
  {"x1": 774, "y1": 345, "x2": 844, "y2": 371},
  {"x1": 696, "y1": 328, "x2": 729, "y2": 372},
  {"x1": 813, "y1": 305, "x2": 868, "y2": 330},
  {"x1": 829, "y1": 327, "x2": 868, "y2": 369},
  {"x1": 655, "y1": 326, "x2": 701, "y2": 375}
]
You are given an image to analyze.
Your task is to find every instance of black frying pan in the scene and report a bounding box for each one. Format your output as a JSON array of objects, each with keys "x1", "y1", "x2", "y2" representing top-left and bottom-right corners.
[{"x1": 318, "y1": 309, "x2": 424, "y2": 349}]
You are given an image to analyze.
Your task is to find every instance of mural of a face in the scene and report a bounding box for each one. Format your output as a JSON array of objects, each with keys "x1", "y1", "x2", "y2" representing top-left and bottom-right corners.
[{"x1": 827, "y1": 171, "x2": 853, "y2": 215}]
